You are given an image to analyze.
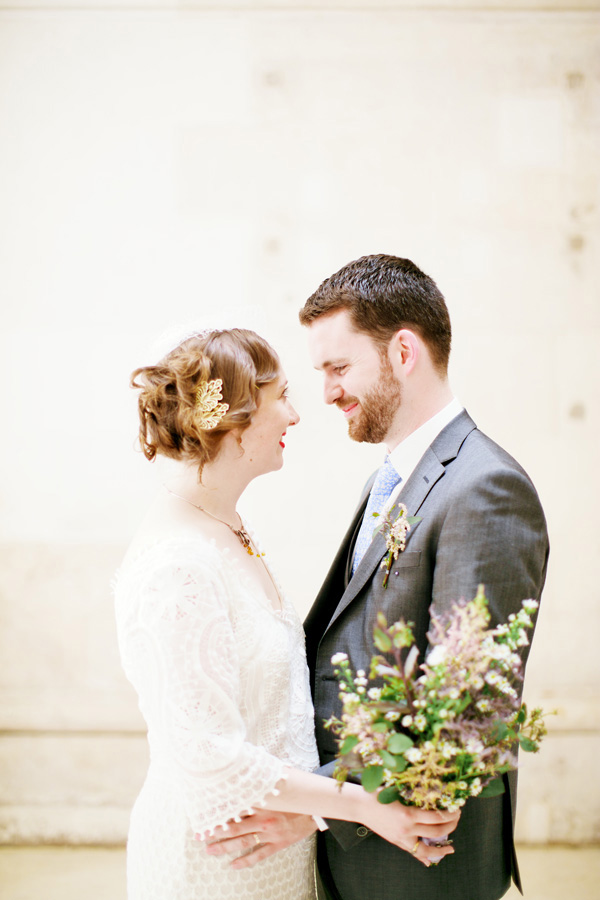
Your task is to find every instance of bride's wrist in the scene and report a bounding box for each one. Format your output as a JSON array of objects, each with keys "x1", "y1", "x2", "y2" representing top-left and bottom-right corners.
[
  {"x1": 350, "y1": 785, "x2": 381, "y2": 828},
  {"x1": 358, "y1": 790, "x2": 410, "y2": 835}
]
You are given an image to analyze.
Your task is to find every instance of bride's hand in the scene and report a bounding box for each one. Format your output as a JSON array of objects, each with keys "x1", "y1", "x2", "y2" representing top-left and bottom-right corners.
[
  {"x1": 360, "y1": 794, "x2": 461, "y2": 867},
  {"x1": 196, "y1": 810, "x2": 317, "y2": 869}
]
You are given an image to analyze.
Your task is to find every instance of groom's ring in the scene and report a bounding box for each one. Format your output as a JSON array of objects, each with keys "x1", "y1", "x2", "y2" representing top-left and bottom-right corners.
[
  {"x1": 411, "y1": 839, "x2": 421, "y2": 855},
  {"x1": 252, "y1": 833, "x2": 261, "y2": 847}
]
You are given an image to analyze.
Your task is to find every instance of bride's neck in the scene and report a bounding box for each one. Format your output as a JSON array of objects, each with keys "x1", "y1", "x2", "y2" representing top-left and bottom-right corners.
[{"x1": 165, "y1": 459, "x2": 247, "y2": 521}]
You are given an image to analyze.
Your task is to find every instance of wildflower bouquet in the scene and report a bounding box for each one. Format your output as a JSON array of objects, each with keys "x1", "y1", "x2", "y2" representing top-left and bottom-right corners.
[{"x1": 326, "y1": 586, "x2": 546, "y2": 813}]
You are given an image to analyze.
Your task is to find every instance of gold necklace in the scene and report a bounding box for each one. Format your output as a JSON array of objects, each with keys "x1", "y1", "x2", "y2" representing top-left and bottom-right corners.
[
  {"x1": 164, "y1": 486, "x2": 257, "y2": 555},
  {"x1": 165, "y1": 486, "x2": 282, "y2": 610}
]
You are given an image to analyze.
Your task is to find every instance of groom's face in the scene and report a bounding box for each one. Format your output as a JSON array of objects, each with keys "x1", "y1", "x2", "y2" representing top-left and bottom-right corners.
[{"x1": 307, "y1": 309, "x2": 402, "y2": 445}]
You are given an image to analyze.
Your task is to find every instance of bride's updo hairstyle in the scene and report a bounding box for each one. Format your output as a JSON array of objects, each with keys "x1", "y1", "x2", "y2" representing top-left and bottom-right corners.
[{"x1": 131, "y1": 329, "x2": 280, "y2": 471}]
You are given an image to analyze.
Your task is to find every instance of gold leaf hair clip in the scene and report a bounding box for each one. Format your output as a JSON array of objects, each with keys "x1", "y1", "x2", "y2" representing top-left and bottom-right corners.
[{"x1": 195, "y1": 378, "x2": 229, "y2": 430}]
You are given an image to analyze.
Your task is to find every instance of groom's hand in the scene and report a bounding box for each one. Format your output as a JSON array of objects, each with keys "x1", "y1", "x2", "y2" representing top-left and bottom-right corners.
[{"x1": 196, "y1": 810, "x2": 317, "y2": 869}]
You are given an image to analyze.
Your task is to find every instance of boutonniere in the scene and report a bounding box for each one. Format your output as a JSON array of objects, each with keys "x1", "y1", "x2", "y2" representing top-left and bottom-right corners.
[{"x1": 372, "y1": 504, "x2": 422, "y2": 588}]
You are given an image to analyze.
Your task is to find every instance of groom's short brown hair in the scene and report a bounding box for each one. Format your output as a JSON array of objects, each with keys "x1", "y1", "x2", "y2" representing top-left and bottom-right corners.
[{"x1": 299, "y1": 254, "x2": 452, "y2": 374}]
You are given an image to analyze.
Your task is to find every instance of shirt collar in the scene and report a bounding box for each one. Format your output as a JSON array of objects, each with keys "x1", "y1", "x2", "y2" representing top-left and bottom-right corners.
[{"x1": 387, "y1": 397, "x2": 464, "y2": 490}]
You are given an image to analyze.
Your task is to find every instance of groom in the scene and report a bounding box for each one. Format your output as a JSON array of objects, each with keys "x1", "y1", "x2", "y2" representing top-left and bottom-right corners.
[
  {"x1": 204, "y1": 254, "x2": 549, "y2": 900},
  {"x1": 298, "y1": 254, "x2": 549, "y2": 900}
]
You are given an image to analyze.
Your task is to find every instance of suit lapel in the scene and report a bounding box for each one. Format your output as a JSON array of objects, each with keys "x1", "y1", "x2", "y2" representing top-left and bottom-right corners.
[
  {"x1": 304, "y1": 482, "x2": 372, "y2": 674},
  {"x1": 323, "y1": 411, "x2": 477, "y2": 633}
]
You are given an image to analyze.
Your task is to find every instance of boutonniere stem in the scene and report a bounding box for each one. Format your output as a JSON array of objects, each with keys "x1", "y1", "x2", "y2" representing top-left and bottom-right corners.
[{"x1": 372, "y1": 504, "x2": 421, "y2": 588}]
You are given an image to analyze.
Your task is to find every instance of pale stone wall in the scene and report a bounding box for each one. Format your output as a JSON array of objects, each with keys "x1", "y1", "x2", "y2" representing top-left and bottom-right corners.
[{"x1": 0, "y1": 0, "x2": 598, "y2": 844}]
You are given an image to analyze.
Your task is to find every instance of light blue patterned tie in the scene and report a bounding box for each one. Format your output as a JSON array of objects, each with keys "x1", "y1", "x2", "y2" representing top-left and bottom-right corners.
[{"x1": 352, "y1": 456, "x2": 402, "y2": 574}]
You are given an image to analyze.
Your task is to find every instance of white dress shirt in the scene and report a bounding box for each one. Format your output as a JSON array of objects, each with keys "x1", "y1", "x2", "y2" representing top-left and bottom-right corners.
[{"x1": 384, "y1": 398, "x2": 464, "y2": 514}]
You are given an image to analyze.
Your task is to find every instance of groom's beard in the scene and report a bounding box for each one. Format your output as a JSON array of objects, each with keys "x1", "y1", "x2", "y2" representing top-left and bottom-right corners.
[{"x1": 343, "y1": 357, "x2": 403, "y2": 444}]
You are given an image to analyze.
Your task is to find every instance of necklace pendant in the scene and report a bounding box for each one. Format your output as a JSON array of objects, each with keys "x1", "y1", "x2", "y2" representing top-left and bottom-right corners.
[{"x1": 235, "y1": 528, "x2": 252, "y2": 552}]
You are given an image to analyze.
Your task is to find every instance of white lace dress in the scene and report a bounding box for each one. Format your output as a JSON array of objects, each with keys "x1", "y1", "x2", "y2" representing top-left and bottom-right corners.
[{"x1": 114, "y1": 534, "x2": 319, "y2": 900}]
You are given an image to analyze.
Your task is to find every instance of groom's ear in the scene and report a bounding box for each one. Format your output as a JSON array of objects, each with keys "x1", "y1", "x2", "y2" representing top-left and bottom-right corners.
[{"x1": 388, "y1": 328, "x2": 420, "y2": 377}]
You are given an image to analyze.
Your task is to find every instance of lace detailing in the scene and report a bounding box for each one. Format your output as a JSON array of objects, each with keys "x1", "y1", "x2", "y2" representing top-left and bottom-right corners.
[{"x1": 114, "y1": 536, "x2": 318, "y2": 899}]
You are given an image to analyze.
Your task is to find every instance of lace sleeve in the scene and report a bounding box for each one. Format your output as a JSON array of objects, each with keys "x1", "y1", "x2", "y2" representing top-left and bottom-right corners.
[{"x1": 124, "y1": 550, "x2": 287, "y2": 835}]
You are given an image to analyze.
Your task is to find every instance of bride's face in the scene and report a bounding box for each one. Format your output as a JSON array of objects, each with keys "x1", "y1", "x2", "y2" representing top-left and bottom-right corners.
[{"x1": 239, "y1": 373, "x2": 300, "y2": 475}]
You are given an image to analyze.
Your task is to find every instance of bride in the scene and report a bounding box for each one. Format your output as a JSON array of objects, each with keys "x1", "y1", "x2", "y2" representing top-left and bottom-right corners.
[{"x1": 114, "y1": 329, "x2": 458, "y2": 900}]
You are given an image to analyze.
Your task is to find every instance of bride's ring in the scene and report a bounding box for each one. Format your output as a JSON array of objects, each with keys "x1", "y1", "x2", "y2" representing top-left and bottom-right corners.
[
  {"x1": 411, "y1": 839, "x2": 421, "y2": 855},
  {"x1": 252, "y1": 833, "x2": 261, "y2": 847}
]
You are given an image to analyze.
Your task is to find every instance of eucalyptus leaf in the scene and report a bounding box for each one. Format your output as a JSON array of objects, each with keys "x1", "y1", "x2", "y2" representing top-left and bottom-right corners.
[
  {"x1": 479, "y1": 777, "x2": 505, "y2": 798},
  {"x1": 490, "y1": 720, "x2": 509, "y2": 742},
  {"x1": 373, "y1": 629, "x2": 392, "y2": 653},
  {"x1": 362, "y1": 766, "x2": 385, "y2": 793},
  {"x1": 377, "y1": 786, "x2": 400, "y2": 805},
  {"x1": 340, "y1": 735, "x2": 359, "y2": 755},
  {"x1": 388, "y1": 733, "x2": 414, "y2": 753},
  {"x1": 378, "y1": 750, "x2": 399, "y2": 769}
]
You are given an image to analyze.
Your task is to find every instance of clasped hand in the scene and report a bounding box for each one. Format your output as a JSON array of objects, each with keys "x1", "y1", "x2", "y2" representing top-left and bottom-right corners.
[
  {"x1": 196, "y1": 810, "x2": 317, "y2": 870},
  {"x1": 196, "y1": 801, "x2": 460, "y2": 869}
]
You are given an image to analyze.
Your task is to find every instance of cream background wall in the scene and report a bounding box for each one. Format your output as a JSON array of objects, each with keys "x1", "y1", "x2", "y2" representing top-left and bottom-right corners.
[{"x1": 0, "y1": 0, "x2": 598, "y2": 844}]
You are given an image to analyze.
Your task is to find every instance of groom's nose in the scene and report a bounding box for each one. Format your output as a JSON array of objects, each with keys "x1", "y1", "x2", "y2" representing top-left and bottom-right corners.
[{"x1": 323, "y1": 375, "x2": 343, "y2": 405}]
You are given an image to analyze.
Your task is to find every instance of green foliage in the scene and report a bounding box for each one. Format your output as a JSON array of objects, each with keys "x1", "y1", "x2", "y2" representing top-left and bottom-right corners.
[
  {"x1": 490, "y1": 720, "x2": 509, "y2": 741},
  {"x1": 372, "y1": 721, "x2": 391, "y2": 733},
  {"x1": 328, "y1": 589, "x2": 547, "y2": 812},
  {"x1": 479, "y1": 777, "x2": 506, "y2": 798},
  {"x1": 377, "y1": 786, "x2": 401, "y2": 804},
  {"x1": 378, "y1": 750, "x2": 408, "y2": 772},
  {"x1": 517, "y1": 734, "x2": 538, "y2": 752},
  {"x1": 373, "y1": 628, "x2": 392, "y2": 653},
  {"x1": 362, "y1": 766, "x2": 385, "y2": 792},
  {"x1": 340, "y1": 735, "x2": 359, "y2": 755},
  {"x1": 388, "y1": 733, "x2": 414, "y2": 753}
]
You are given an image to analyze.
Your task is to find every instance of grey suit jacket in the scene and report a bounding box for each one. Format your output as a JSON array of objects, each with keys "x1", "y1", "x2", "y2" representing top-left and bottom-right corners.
[{"x1": 305, "y1": 411, "x2": 549, "y2": 900}]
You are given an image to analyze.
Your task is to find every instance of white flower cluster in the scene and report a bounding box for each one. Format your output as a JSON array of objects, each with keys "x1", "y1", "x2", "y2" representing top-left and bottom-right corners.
[
  {"x1": 404, "y1": 747, "x2": 423, "y2": 764},
  {"x1": 440, "y1": 741, "x2": 459, "y2": 759},
  {"x1": 341, "y1": 692, "x2": 361, "y2": 706},
  {"x1": 426, "y1": 644, "x2": 447, "y2": 667},
  {"x1": 354, "y1": 670, "x2": 368, "y2": 694}
]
